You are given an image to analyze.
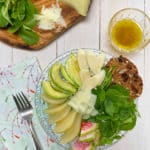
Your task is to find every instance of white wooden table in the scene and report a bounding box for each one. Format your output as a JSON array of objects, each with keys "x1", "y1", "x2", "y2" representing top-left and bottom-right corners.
[{"x1": 0, "y1": 0, "x2": 150, "y2": 150}]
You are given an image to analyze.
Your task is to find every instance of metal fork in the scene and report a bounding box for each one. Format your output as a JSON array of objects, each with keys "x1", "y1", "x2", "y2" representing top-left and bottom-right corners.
[{"x1": 13, "y1": 92, "x2": 43, "y2": 150}]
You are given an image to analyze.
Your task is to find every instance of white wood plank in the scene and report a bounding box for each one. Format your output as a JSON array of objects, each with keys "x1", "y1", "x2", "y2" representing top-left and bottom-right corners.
[
  {"x1": 12, "y1": 43, "x2": 57, "y2": 69},
  {"x1": 100, "y1": 0, "x2": 146, "y2": 150},
  {"x1": 0, "y1": 42, "x2": 13, "y2": 67},
  {"x1": 57, "y1": 0, "x2": 100, "y2": 53}
]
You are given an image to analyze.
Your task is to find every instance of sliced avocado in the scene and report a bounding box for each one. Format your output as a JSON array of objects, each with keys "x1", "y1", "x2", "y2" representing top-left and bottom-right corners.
[
  {"x1": 50, "y1": 80, "x2": 70, "y2": 94},
  {"x1": 60, "y1": 64, "x2": 78, "y2": 88},
  {"x1": 42, "y1": 81, "x2": 69, "y2": 99},
  {"x1": 65, "y1": 54, "x2": 82, "y2": 87},
  {"x1": 50, "y1": 63, "x2": 77, "y2": 94}
]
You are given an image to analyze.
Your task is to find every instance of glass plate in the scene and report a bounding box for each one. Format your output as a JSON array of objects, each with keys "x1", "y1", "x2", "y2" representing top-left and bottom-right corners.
[{"x1": 34, "y1": 49, "x2": 127, "y2": 150}]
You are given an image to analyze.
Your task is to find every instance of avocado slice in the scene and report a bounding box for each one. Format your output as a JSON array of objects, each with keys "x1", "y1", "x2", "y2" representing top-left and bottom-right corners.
[
  {"x1": 42, "y1": 81, "x2": 69, "y2": 99},
  {"x1": 65, "y1": 54, "x2": 82, "y2": 87},
  {"x1": 50, "y1": 63, "x2": 77, "y2": 94},
  {"x1": 50, "y1": 80, "x2": 70, "y2": 94},
  {"x1": 60, "y1": 64, "x2": 78, "y2": 88}
]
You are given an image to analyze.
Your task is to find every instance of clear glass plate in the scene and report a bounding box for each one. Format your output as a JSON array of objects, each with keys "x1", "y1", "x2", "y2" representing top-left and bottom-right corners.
[{"x1": 34, "y1": 49, "x2": 127, "y2": 150}]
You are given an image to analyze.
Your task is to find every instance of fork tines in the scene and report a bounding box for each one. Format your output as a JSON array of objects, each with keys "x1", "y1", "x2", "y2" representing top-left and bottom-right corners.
[{"x1": 13, "y1": 92, "x2": 32, "y2": 111}]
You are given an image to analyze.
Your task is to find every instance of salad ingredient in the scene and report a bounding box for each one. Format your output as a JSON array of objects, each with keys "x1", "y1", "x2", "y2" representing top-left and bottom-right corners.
[
  {"x1": 49, "y1": 62, "x2": 77, "y2": 94},
  {"x1": 86, "y1": 52, "x2": 105, "y2": 74},
  {"x1": 88, "y1": 67, "x2": 138, "y2": 145},
  {"x1": 77, "y1": 50, "x2": 89, "y2": 70},
  {"x1": 106, "y1": 56, "x2": 143, "y2": 98},
  {"x1": 50, "y1": 80, "x2": 69, "y2": 94},
  {"x1": 41, "y1": 94, "x2": 66, "y2": 105},
  {"x1": 80, "y1": 122, "x2": 98, "y2": 136},
  {"x1": 66, "y1": 54, "x2": 82, "y2": 87},
  {"x1": 79, "y1": 132, "x2": 95, "y2": 142},
  {"x1": 0, "y1": 0, "x2": 39, "y2": 45},
  {"x1": 68, "y1": 89, "x2": 98, "y2": 118},
  {"x1": 82, "y1": 70, "x2": 105, "y2": 90},
  {"x1": 59, "y1": 0, "x2": 91, "y2": 16},
  {"x1": 72, "y1": 140, "x2": 94, "y2": 150},
  {"x1": 36, "y1": 4, "x2": 66, "y2": 30},
  {"x1": 48, "y1": 106, "x2": 71, "y2": 123},
  {"x1": 110, "y1": 19, "x2": 143, "y2": 52},
  {"x1": 60, "y1": 64, "x2": 77, "y2": 87},
  {"x1": 42, "y1": 81, "x2": 69, "y2": 99},
  {"x1": 45, "y1": 102, "x2": 68, "y2": 115},
  {"x1": 80, "y1": 69, "x2": 91, "y2": 83},
  {"x1": 60, "y1": 113, "x2": 82, "y2": 144},
  {"x1": 54, "y1": 109, "x2": 78, "y2": 133}
]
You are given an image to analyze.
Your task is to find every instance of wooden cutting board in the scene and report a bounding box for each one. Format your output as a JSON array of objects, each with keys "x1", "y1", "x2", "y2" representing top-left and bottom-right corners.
[{"x1": 0, "y1": 0, "x2": 90, "y2": 50}]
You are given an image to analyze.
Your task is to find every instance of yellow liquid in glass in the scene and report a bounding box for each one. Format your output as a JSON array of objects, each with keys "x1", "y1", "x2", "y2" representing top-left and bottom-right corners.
[{"x1": 111, "y1": 19, "x2": 143, "y2": 52}]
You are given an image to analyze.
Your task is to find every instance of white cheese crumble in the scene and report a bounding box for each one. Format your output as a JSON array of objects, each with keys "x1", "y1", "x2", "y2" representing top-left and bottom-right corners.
[{"x1": 35, "y1": 4, "x2": 66, "y2": 30}]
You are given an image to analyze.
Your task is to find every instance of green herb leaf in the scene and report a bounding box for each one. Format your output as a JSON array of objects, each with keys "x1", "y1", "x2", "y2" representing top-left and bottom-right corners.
[{"x1": 19, "y1": 26, "x2": 39, "y2": 45}]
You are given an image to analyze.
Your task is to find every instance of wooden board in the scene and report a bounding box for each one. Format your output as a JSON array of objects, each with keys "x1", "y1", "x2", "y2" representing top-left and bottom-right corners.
[{"x1": 0, "y1": 0, "x2": 88, "y2": 50}]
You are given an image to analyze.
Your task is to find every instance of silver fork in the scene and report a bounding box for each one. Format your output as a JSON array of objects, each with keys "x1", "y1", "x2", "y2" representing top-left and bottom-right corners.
[{"x1": 13, "y1": 92, "x2": 43, "y2": 150}]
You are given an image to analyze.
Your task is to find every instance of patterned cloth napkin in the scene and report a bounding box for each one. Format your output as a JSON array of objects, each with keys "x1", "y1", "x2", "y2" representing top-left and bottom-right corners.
[{"x1": 0, "y1": 58, "x2": 63, "y2": 150}]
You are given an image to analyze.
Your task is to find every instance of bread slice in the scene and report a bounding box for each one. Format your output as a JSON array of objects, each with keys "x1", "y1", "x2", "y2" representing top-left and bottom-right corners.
[
  {"x1": 0, "y1": 0, "x2": 86, "y2": 50},
  {"x1": 106, "y1": 55, "x2": 143, "y2": 99}
]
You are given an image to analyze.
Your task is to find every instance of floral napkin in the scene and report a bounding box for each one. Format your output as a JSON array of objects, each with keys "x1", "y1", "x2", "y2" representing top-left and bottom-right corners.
[{"x1": 0, "y1": 58, "x2": 63, "y2": 150}]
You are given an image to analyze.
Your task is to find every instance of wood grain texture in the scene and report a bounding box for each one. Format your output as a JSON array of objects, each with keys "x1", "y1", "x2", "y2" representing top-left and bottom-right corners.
[
  {"x1": 0, "y1": 0, "x2": 84, "y2": 50},
  {"x1": 0, "y1": 0, "x2": 150, "y2": 150}
]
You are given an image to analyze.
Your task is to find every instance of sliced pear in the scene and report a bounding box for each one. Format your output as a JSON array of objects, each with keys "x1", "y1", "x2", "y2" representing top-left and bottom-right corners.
[
  {"x1": 66, "y1": 54, "x2": 82, "y2": 87},
  {"x1": 45, "y1": 102, "x2": 68, "y2": 115},
  {"x1": 60, "y1": 64, "x2": 78, "y2": 88},
  {"x1": 82, "y1": 70, "x2": 106, "y2": 90},
  {"x1": 77, "y1": 49, "x2": 89, "y2": 70},
  {"x1": 41, "y1": 94, "x2": 66, "y2": 105},
  {"x1": 42, "y1": 81, "x2": 69, "y2": 99},
  {"x1": 50, "y1": 63, "x2": 77, "y2": 94},
  {"x1": 53, "y1": 109, "x2": 77, "y2": 133},
  {"x1": 60, "y1": 113, "x2": 82, "y2": 144},
  {"x1": 48, "y1": 106, "x2": 71, "y2": 123},
  {"x1": 80, "y1": 69, "x2": 91, "y2": 83},
  {"x1": 86, "y1": 52, "x2": 106, "y2": 74}
]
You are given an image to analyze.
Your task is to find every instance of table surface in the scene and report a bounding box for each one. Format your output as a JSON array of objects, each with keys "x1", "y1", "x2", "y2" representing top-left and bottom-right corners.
[{"x1": 0, "y1": 0, "x2": 150, "y2": 150}]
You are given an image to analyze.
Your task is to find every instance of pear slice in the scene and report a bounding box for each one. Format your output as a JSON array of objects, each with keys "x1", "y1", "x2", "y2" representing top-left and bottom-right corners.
[
  {"x1": 41, "y1": 94, "x2": 66, "y2": 105},
  {"x1": 53, "y1": 109, "x2": 77, "y2": 133},
  {"x1": 60, "y1": 113, "x2": 82, "y2": 144},
  {"x1": 45, "y1": 102, "x2": 68, "y2": 115},
  {"x1": 48, "y1": 106, "x2": 71, "y2": 123}
]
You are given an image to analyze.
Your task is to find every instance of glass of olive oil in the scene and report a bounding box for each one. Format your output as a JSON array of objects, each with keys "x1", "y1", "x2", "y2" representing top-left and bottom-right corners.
[{"x1": 109, "y1": 8, "x2": 150, "y2": 53}]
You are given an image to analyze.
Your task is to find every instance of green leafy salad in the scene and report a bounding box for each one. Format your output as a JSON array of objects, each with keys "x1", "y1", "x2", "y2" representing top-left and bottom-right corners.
[
  {"x1": 0, "y1": 0, "x2": 39, "y2": 45},
  {"x1": 87, "y1": 67, "x2": 138, "y2": 145}
]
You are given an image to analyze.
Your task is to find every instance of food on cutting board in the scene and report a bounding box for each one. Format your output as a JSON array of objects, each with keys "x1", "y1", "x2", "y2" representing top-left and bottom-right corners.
[
  {"x1": 41, "y1": 49, "x2": 143, "y2": 149},
  {"x1": 0, "y1": 0, "x2": 91, "y2": 50}
]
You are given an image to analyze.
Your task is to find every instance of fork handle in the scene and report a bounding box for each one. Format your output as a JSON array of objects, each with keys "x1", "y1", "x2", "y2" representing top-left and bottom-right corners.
[{"x1": 27, "y1": 121, "x2": 43, "y2": 150}]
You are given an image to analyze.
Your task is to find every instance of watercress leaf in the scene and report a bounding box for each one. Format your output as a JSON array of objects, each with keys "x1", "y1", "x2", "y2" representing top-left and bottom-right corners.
[
  {"x1": 8, "y1": 20, "x2": 22, "y2": 33},
  {"x1": 104, "y1": 99, "x2": 118, "y2": 116},
  {"x1": 120, "y1": 115, "x2": 136, "y2": 131},
  {"x1": 110, "y1": 84, "x2": 130, "y2": 96},
  {"x1": 1, "y1": 0, "x2": 12, "y2": 24},
  {"x1": 0, "y1": 10, "x2": 8, "y2": 27},
  {"x1": 19, "y1": 26, "x2": 39, "y2": 45}
]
